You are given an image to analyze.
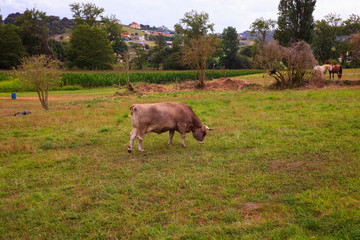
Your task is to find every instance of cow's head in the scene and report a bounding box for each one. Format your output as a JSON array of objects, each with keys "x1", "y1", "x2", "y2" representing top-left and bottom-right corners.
[{"x1": 192, "y1": 125, "x2": 212, "y2": 144}]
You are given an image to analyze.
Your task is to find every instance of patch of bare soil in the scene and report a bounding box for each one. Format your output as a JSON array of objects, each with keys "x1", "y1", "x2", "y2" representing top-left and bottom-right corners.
[
  {"x1": 180, "y1": 78, "x2": 259, "y2": 91},
  {"x1": 112, "y1": 78, "x2": 258, "y2": 96},
  {"x1": 135, "y1": 83, "x2": 172, "y2": 93},
  {"x1": 242, "y1": 202, "x2": 262, "y2": 221},
  {"x1": 115, "y1": 78, "x2": 259, "y2": 95}
]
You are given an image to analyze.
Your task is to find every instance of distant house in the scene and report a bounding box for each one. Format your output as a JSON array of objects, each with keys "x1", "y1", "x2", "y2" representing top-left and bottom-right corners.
[
  {"x1": 113, "y1": 19, "x2": 121, "y2": 25},
  {"x1": 121, "y1": 32, "x2": 130, "y2": 40},
  {"x1": 153, "y1": 32, "x2": 171, "y2": 37},
  {"x1": 129, "y1": 22, "x2": 141, "y2": 29}
]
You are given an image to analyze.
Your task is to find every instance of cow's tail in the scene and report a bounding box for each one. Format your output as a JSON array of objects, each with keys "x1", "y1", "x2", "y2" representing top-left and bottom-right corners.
[
  {"x1": 130, "y1": 104, "x2": 136, "y2": 115},
  {"x1": 339, "y1": 66, "x2": 342, "y2": 79}
]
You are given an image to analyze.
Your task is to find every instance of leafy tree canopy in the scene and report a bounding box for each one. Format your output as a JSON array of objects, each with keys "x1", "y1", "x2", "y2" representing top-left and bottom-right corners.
[
  {"x1": 273, "y1": 0, "x2": 316, "y2": 46},
  {"x1": 67, "y1": 24, "x2": 115, "y2": 70},
  {"x1": 0, "y1": 24, "x2": 26, "y2": 69},
  {"x1": 220, "y1": 26, "x2": 240, "y2": 69},
  {"x1": 15, "y1": 8, "x2": 53, "y2": 56},
  {"x1": 175, "y1": 10, "x2": 214, "y2": 42},
  {"x1": 250, "y1": 18, "x2": 276, "y2": 43},
  {"x1": 70, "y1": 2, "x2": 104, "y2": 27}
]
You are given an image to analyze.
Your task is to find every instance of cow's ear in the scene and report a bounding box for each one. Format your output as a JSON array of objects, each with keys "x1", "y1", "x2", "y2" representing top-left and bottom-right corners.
[{"x1": 202, "y1": 125, "x2": 212, "y2": 131}]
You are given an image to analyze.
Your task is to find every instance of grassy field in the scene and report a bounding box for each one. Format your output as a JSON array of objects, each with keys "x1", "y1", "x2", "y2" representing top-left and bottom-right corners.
[{"x1": 0, "y1": 84, "x2": 360, "y2": 239}]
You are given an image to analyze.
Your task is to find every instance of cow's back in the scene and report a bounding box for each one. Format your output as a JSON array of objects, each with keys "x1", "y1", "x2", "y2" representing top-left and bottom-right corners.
[{"x1": 130, "y1": 102, "x2": 198, "y2": 133}]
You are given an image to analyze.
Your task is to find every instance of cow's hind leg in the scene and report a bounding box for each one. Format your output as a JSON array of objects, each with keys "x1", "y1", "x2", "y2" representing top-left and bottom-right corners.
[
  {"x1": 128, "y1": 128, "x2": 137, "y2": 153},
  {"x1": 137, "y1": 129, "x2": 146, "y2": 152},
  {"x1": 168, "y1": 130, "x2": 175, "y2": 145}
]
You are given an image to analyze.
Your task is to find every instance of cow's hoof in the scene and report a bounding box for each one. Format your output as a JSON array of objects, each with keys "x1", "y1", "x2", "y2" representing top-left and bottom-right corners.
[
  {"x1": 139, "y1": 149, "x2": 145, "y2": 152},
  {"x1": 128, "y1": 147, "x2": 132, "y2": 153}
]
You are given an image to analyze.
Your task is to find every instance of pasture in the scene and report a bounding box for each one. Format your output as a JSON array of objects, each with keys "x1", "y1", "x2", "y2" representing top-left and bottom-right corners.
[{"x1": 0, "y1": 82, "x2": 360, "y2": 239}]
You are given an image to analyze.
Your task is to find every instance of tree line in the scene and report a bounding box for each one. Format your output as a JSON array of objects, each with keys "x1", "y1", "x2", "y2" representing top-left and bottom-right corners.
[
  {"x1": 0, "y1": 2, "x2": 250, "y2": 72},
  {"x1": 1, "y1": 0, "x2": 360, "y2": 72}
]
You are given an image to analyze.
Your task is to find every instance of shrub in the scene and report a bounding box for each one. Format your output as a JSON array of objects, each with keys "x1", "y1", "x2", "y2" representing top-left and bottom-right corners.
[
  {"x1": 255, "y1": 41, "x2": 318, "y2": 88},
  {"x1": 16, "y1": 55, "x2": 62, "y2": 110}
]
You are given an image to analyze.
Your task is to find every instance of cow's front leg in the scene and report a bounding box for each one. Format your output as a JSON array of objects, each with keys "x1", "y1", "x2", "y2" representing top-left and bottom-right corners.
[
  {"x1": 137, "y1": 130, "x2": 146, "y2": 152},
  {"x1": 180, "y1": 133, "x2": 186, "y2": 147},
  {"x1": 168, "y1": 130, "x2": 175, "y2": 145},
  {"x1": 177, "y1": 124, "x2": 187, "y2": 147},
  {"x1": 128, "y1": 128, "x2": 137, "y2": 153}
]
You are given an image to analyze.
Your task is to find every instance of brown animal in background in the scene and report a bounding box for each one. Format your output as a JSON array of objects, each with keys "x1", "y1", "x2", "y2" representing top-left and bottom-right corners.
[
  {"x1": 329, "y1": 64, "x2": 343, "y2": 79},
  {"x1": 128, "y1": 102, "x2": 212, "y2": 153},
  {"x1": 324, "y1": 61, "x2": 343, "y2": 79}
]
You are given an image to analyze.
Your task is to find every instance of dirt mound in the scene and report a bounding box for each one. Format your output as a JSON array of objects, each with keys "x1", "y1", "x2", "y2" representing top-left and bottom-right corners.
[
  {"x1": 135, "y1": 83, "x2": 173, "y2": 93},
  {"x1": 111, "y1": 78, "x2": 258, "y2": 95},
  {"x1": 206, "y1": 78, "x2": 252, "y2": 90},
  {"x1": 179, "y1": 78, "x2": 255, "y2": 91}
]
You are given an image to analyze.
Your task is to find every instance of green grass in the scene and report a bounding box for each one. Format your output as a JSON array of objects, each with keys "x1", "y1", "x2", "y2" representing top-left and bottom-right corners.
[{"x1": 0, "y1": 86, "x2": 359, "y2": 239}]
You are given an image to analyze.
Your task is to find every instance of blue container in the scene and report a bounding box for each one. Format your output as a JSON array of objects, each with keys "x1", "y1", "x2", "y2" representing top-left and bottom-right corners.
[{"x1": 12, "y1": 93, "x2": 16, "y2": 100}]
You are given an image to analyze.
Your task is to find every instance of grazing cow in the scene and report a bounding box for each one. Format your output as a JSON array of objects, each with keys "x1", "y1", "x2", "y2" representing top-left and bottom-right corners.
[{"x1": 128, "y1": 102, "x2": 212, "y2": 152}]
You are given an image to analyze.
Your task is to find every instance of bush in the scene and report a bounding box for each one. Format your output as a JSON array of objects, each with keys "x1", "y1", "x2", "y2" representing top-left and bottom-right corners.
[
  {"x1": 0, "y1": 78, "x2": 35, "y2": 92},
  {"x1": 0, "y1": 72, "x2": 11, "y2": 81},
  {"x1": 255, "y1": 41, "x2": 318, "y2": 88}
]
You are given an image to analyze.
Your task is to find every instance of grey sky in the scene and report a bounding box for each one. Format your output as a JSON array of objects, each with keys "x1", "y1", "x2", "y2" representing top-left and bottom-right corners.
[{"x1": 1, "y1": 0, "x2": 360, "y2": 33}]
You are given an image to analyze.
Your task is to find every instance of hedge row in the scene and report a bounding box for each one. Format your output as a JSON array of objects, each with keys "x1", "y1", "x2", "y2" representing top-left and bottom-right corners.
[
  {"x1": 0, "y1": 70, "x2": 265, "y2": 92},
  {"x1": 61, "y1": 70, "x2": 264, "y2": 87}
]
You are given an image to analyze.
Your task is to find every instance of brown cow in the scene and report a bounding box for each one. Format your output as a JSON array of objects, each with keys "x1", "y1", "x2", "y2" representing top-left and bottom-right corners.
[{"x1": 128, "y1": 102, "x2": 212, "y2": 152}]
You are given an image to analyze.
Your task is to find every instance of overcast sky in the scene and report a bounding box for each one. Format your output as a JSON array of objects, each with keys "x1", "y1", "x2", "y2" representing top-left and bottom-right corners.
[{"x1": 1, "y1": 0, "x2": 360, "y2": 33}]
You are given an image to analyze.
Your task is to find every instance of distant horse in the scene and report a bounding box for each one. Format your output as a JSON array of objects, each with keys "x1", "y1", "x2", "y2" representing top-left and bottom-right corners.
[
  {"x1": 314, "y1": 65, "x2": 328, "y2": 75},
  {"x1": 324, "y1": 61, "x2": 343, "y2": 80}
]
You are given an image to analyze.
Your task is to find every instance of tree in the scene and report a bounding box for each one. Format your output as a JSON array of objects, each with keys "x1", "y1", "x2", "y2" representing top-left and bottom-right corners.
[
  {"x1": 343, "y1": 14, "x2": 360, "y2": 36},
  {"x1": 130, "y1": 43, "x2": 147, "y2": 70},
  {"x1": 175, "y1": 10, "x2": 214, "y2": 42},
  {"x1": 67, "y1": 24, "x2": 115, "y2": 69},
  {"x1": 273, "y1": 0, "x2": 316, "y2": 46},
  {"x1": 0, "y1": 24, "x2": 26, "y2": 69},
  {"x1": 49, "y1": 39, "x2": 68, "y2": 62},
  {"x1": 350, "y1": 32, "x2": 360, "y2": 62},
  {"x1": 4, "y1": 12, "x2": 22, "y2": 24},
  {"x1": 162, "y1": 38, "x2": 186, "y2": 70},
  {"x1": 16, "y1": 55, "x2": 62, "y2": 110},
  {"x1": 255, "y1": 40, "x2": 318, "y2": 88},
  {"x1": 312, "y1": 14, "x2": 343, "y2": 63},
  {"x1": 112, "y1": 52, "x2": 134, "y2": 91},
  {"x1": 250, "y1": 18, "x2": 276, "y2": 43},
  {"x1": 69, "y1": 2, "x2": 104, "y2": 27},
  {"x1": 102, "y1": 16, "x2": 127, "y2": 55},
  {"x1": 15, "y1": 8, "x2": 53, "y2": 56},
  {"x1": 182, "y1": 35, "x2": 220, "y2": 87},
  {"x1": 148, "y1": 34, "x2": 168, "y2": 70},
  {"x1": 220, "y1": 26, "x2": 240, "y2": 69}
]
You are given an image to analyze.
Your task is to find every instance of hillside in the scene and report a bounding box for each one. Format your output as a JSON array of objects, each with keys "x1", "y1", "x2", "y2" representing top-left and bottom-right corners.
[{"x1": 121, "y1": 25, "x2": 145, "y2": 37}]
